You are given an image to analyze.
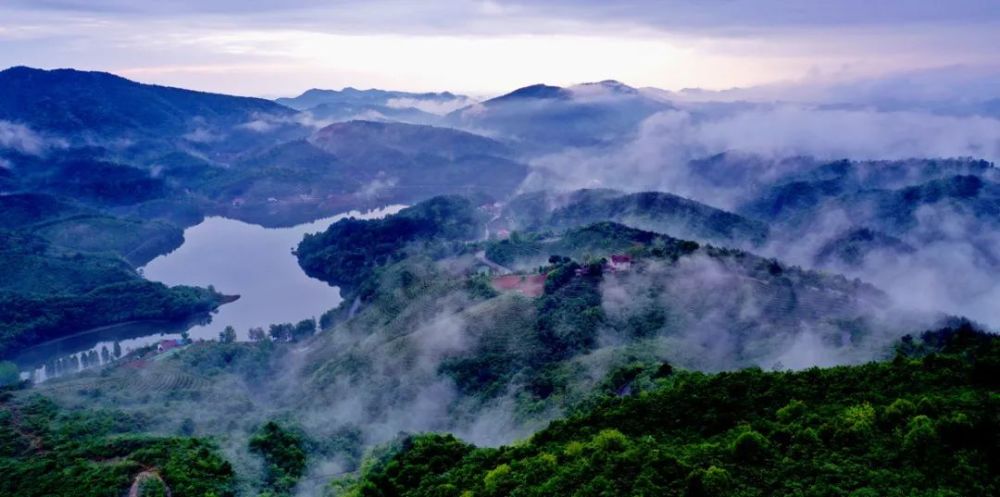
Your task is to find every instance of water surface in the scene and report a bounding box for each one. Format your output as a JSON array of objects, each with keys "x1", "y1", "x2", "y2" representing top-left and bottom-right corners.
[{"x1": 15, "y1": 205, "x2": 405, "y2": 381}]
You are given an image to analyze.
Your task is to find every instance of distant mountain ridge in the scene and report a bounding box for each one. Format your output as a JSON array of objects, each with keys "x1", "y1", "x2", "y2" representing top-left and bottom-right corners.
[
  {"x1": 0, "y1": 67, "x2": 531, "y2": 228},
  {"x1": 276, "y1": 86, "x2": 473, "y2": 125},
  {"x1": 0, "y1": 66, "x2": 293, "y2": 137},
  {"x1": 448, "y1": 80, "x2": 672, "y2": 153},
  {"x1": 501, "y1": 188, "x2": 769, "y2": 247},
  {"x1": 277, "y1": 87, "x2": 464, "y2": 110}
]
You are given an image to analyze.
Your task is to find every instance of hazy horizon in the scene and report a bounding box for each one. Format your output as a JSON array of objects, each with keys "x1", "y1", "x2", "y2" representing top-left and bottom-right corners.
[{"x1": 2, "y1": 1, "x2": 998, "y2": 97}]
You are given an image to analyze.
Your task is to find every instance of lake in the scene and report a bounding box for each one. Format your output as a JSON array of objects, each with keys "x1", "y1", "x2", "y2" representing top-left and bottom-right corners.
[{"x1": 14, "y1": 205, "x2": 406, "y2": 381}]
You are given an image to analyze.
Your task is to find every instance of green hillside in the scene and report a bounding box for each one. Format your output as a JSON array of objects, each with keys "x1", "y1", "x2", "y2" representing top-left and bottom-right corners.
[{"x1": 340, "y1": 325, "x2": 999, "y2": 497}]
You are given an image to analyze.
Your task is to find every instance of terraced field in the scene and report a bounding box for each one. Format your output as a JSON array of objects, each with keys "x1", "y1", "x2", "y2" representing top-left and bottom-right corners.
[{"x1": 40, "y1": 367, "x2": 214, "y2": 397}]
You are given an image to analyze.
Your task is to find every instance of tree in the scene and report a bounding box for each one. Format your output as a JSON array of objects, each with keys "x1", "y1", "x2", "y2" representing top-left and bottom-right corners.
[
  {"x1": 248, "y1": 327, "x2": 267, "y2": 342},
  {"x1": 292, "y1": 319, "x2": 317, "y2": 341},
  {"x1": 0, "y1": 361, "x2": 19, "y2": 387},
  {"x1": 732, "y1": 430, "x2": 771, "y2": 463},
  {"x1": 179, "y1": 417, "x2": 196, "y2": 436},
  {"x1": 903, "y1": 415, "x2": 938, "y2": 458},
  {"x1": 249, "y1": 421, "x2": 307, "y2": 495},
  {"x1": 113, "y1": 341, "x2": 122, "y2": 358},
  {"x1": 268, "y1": 323, "x2": 294, "y2": 342},
  {"x1": 218, "y1": 326, "x2": 237, "y2": 344}
]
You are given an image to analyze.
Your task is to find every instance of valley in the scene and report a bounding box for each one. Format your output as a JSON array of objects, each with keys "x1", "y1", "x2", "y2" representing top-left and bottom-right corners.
[{"x1": 1, "y1": 55, "x2": 998, "y2": 497}]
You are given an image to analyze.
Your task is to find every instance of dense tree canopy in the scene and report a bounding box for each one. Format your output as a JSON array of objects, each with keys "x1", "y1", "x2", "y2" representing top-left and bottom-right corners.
[
  {"x1": 340, "y1": 326, "x2": 999, "y2": 497},
  {"x1": 296, "y1": 196, "x2": 483, "y2": 295},
  {"x1": 0, "y1": 394, "x2": 236, "y2": 497}
]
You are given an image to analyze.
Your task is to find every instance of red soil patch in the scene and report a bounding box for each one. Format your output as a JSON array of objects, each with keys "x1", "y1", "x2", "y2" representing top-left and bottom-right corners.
[{"x1": 492, "y1": 274, "x2": 546, "y2": 297}]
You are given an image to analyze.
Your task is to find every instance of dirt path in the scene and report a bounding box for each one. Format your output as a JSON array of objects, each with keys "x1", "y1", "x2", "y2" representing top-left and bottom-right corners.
[
  {"x1": 475, "y1": 250, "x2": 513, "y2": 275},
  {"x1": 128, "y1": 470, "x2": 171, "y2": 497}
]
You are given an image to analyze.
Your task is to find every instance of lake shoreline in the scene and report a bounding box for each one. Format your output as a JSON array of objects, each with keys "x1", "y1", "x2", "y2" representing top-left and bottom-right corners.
[
  {"x1": 12, "y1": 205, "x2": 403, "y2": 378},
  {"x1": 9, "y1": 294, "x2": 239, "y2": 367}
]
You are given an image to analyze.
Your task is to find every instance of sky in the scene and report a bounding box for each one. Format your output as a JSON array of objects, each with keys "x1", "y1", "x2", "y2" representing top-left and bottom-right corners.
[{"x1": 1, "y1": 1, "x2": 998, "y2": 98}]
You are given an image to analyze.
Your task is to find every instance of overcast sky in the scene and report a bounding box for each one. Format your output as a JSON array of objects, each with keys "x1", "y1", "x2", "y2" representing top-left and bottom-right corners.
[{"x1": 1, "y1": 1, "x2": 997, "y2": 97}]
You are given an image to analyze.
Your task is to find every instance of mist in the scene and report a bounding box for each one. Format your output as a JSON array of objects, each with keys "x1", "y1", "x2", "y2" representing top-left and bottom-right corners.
[
  {"x1": 522, "y1": 106, "x2": 1000, "y2": 207},
  {"x1": 385, "y1": 96, "x2": 474, "y2": 115},
  {"x1": 0, "y1": 120, "x2": 53, "y2": 155}
]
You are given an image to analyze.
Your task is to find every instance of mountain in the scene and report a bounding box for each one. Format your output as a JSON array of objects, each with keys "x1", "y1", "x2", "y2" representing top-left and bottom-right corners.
[
  {"x1": 814, "y1": 227, "x2": 916, "y2": 267},
  {"x1": 484, "y1": 83, "x2": 572, "y2": 104},
  {"x1": 311, "y1": 119, "x2": 510, "y2": 158},
  {"x1": 0, "y1": 192, "x2": 184, "y2": 266},
  {"x1": 276, "y1": 87, "x2": 472, "y2": 125},
  {"x1": 0, "y1": 66, "x2": 295, "y2": 139},
  {"x1": 742, "y1": 162, "x2": 1000, "y2": 247},
  {"x1": 0, "y1": 69, "x2": 529, "y2": 230},
  {"x1": 500, "y1": 189, "x2": 769, "y2": 248},
  {"x1": 308, "y1": 120, "x2": 529, "y2": 199},
  {"x1": 277, "y1": 87, "x2": 465, "y2": 111},
  {"x1": 729, "y1": 158, "x2": 1000, "y2": 324},
  {"x1": 296, "y1": 195, "x2": 485, "y2": 294},
  {"x1": 189, "y1": 121, "x2": 528, "y2": 226},
  {"x1": 0, "y1": 231, "x2": 224, "y2": 357},
  {"x1": 26, "y1": 195, "x2": 949, "y2": 494},
  {"x1": 448, "y1": 81, "x2": 672, "y2": 154}
]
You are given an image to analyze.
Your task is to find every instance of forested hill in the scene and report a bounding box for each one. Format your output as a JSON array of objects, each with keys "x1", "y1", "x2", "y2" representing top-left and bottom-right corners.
[
  {"x1": 0, "y1": 394, "x2": 237, "y2": 497},
  {"x1": 0, "y1": 66, "x2": 291, "y2": 137},
  {"x1": 0, "y1": 231, "x2": 225, "y2": 358},
  {"x1": 295, "y1": 195, "x2": 484, "y2": 293},
  {"x1": 502, "y1": 189, "x2": 769, "y2": 247},
  {"x1": 339, "y1": 325, "x2": 999, "y2": 497}
]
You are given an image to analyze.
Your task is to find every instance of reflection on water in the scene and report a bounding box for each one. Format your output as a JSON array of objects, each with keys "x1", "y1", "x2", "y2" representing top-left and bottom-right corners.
[
  {"x1": 14, "y1": 205, "x2": 406, "y2": 382},
  {"x1": 13, "y1": 319, "x2": 199, "y2": 382}
]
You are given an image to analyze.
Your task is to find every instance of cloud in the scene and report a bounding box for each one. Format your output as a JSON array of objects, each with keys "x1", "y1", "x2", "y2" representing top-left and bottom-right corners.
[
  {"x1": 599, "y1": 254, "x2": 907, "y2": 371},
  {"x1": 521, "y1": 106, "x2": 1000, "y2": 209},
  {"x1": 502, "y1": 0, "x2": 1000, "y2": 32},
  {"x1": 2, "y1": 1, "x2": 997, "y2": 97},
  {"x1": 810, "y1": 202, "x2": 1000, "y2": 327},
  {"x1": 660, "y1": 65, "x2": 1000, "y2": 116},
  {"x1": 239, "y1": 118, "x2": 278, "y2": 133},
  {"x1": 182, "y1": 127, "x2": 221, "y2": 143},
  {"x1": 359, "y1": 176, "x2": 398, "y2": 199},
  {"x1": 692, "y1": 107, "x2": 1000, "y2": 161},
  {"x1": 524, "y1": 102, "x2": 1000, "y2": 332},
  {"x1": 385, "y1": 97, "x2": 474, "y2": 115},
  {"x1": 0, "y1": 120, "x2": 51, "y2": 155},
  {"x1": 10, "y1": 1, "x2": 998, "y2": 33}
]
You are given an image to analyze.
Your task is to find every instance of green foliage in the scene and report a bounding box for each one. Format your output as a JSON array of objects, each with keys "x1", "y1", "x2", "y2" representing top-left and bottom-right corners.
[
  {"x1": 268, "y1": 323, "x2": 294, "y2": 342},
  {"x1": 484, "y1": 233, "x2": 544, "y2": 266},
  {"x1": 294, "y1": 318, "x2": 317, "y2": 340},
  {"x1": 296, "y1": 196, "x2": 483, "y2": 295},
  {"x1": 0, "y1": 230, "x2": 224, "y2": 358},
  {"x1": 138, "y1": 475, "x2": 168, "y2": 497},
  {"x1": 0, "y1": 396, "x2": 235, "y2": 497},
  {"x1": 342, "y1": 332, "x2": 1000, "y2": 497},
  {"x1": 218, "y1": 325, "x2": 237, "y2": 343},
  {"x1": 0, "y1": 361, "x2": 19, "y2": 386},
  {"x1": 319, "y1": 306, "x2": 340, "y2": 330},
  {"x1": 0, "y1": 280, "x2": 222, "y2": 358},
  {"x1": 0, "y1": 231, "x2": 136, "y2": 295},
  {"x1": 465, "y1": 273, "x2": 500, "y2": 299},
  {"x1": 266, "y1": 318, "x2": 317, "y2": 343},
  {"x1": 536, "y1": 260, "x2": 604, "y2": 361},
  {"x1": 178, "y1": 341, "x2": 279, "y2": 381},
  {"x1": 249, "y1": 421, "x2": 308, "y2": 496},
  {"x1": 730, "y1": 429, "x2": 770, "y2": 463},
  {"x1": 482, "y1": 221, "x2": 700, "y2": 270}
]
